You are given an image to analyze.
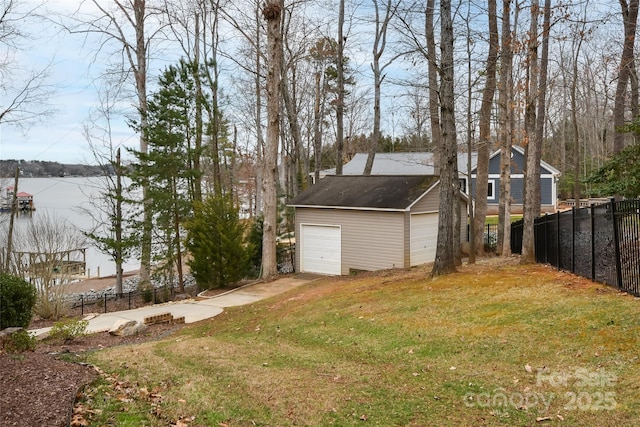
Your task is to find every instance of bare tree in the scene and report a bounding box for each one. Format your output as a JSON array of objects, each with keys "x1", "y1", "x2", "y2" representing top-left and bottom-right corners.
[
  {"x1": 69, "y1": 0, "x2": 166, "y2": 287},
  {"x1": 364, "y1": 0, "x2": 399, "y2": 175},
  {"x1": 521, "y1": 0, "x2": 550, "y2": 263},
  {"x1": 335, "y1": 0, "x2": 346, "y2": 174},
  {"x1": 472, "y1": 0, "x2": 499, "y2": 256},
  {"x1": 82, "y1": 99, "x2": 134, "y2": 298},
  {"x1": 613, "y1": 0, "x2": 639, "y2": 154},
  {"x1": 497, "y1": 0, "x2": 515, "y2": 256},
  {"x1": 432, "y1": 0, "x2": 458, "y2": 277},
  {"x1": 0, "y1": 0, "x2": 54, "y2": 127},
  {"x1": 10, "y1": 213, "x2": 87, "y2": 319},
  {"x1": 261, "y1": 0, "x2": 283, "y2": 278}
]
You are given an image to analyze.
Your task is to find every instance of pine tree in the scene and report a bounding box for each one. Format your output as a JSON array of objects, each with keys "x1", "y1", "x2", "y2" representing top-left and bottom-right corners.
[{"x1": 186, "y1": 195, "x2": 250, "y2": 289}]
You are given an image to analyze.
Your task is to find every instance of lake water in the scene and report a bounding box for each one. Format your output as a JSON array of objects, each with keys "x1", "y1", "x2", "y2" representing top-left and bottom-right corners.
[{"x1": 1, "y1": 176, "x2": 140, "y2": 277}]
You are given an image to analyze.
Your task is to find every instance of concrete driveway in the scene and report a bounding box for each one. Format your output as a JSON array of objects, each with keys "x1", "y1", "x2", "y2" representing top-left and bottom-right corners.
[{"x1": 31, "y1": 275, "x2": 320, "y2": 336}]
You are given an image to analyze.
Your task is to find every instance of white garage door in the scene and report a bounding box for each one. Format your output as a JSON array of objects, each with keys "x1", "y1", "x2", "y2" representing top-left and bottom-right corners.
[
  {"x1": 300, "y1": 224, "x2": 341, "y2": 275},
  {"x1": 410, "y1": 213, "x2": 439, "y2": 266}
]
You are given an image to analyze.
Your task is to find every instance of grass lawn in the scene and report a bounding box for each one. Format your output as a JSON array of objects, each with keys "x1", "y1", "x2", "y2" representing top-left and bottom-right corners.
[
  {"x1": 485, "y1": 215, "x2": 522, "y2": 225},
  {"x1": 82, "y1": 258, "x2": 640, "y2": 426}
]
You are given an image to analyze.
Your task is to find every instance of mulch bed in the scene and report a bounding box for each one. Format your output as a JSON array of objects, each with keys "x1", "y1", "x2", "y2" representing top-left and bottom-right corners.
[
  {"x1": 1, "y1": 276, "x2": 245, "y2": 427},
  {"x1": 0, "y1": 323, "x2": 181, "y2": 427}
]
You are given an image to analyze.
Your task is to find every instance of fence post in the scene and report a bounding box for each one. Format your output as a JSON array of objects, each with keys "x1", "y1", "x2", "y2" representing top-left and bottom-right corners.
[
  {"x1": 104, "y1": 293, "x2": 107, "y2": 313},
  {"x1": 128, "y1": 291, "x2": 131, "y2": 310},
  {"x1": 591, "y1": 204, "x2": 596, "y2": 281},
  {"x1": 571, "y1": 207, "x2": 575, "y2": 273},
  {"x1": 610, "y1": 199, "x2": 623, "y2": 288},
  {"x1": 81, "y1": 295, "x2": 84, "y2": 316},
  {"x1": 556, "y1": 212, "x2": 561, "y2": 267}
]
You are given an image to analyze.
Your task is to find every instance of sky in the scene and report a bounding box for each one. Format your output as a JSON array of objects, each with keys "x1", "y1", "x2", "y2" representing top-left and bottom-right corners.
[{"x1": 0, "y1": 0, "x2": 138, "y2": 165}]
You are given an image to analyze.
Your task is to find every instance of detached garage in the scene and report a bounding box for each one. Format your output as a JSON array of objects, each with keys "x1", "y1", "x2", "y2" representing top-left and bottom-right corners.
[{"x1": 287, "y1": 175, "x2": 467, "y2": 275}]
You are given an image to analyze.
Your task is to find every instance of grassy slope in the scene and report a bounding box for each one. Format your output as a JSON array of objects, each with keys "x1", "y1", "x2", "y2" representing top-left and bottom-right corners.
[{"x1": 85, "y1": 259, "x2": 640, "y2": 426}]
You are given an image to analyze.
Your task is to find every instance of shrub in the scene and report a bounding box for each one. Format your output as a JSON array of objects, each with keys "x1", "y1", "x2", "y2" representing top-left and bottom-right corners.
[
  {"x1": 0, "y1": 273, "x2": 37, "y2": 329},
  {"x1": 32, "y1": 284, "x2": 71, "y2": 320},
  {"x1": 186, "y1": 195, "x2": 251, "y2": 289},
  {"x1": 4, "y1": 329, "x2": 37, "y2": 353},
  {"x1": 48, "y1": 319, "x2": 89, "y2": 342}
]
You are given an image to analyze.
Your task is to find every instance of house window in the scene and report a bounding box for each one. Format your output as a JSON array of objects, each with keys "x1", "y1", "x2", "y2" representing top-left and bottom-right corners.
[
  {"x1": 487, "y1": 180, "x2": 495, "y2": 199},
  {"x1": 459, "y1": 178, "x2": 467, "y2": 194}
]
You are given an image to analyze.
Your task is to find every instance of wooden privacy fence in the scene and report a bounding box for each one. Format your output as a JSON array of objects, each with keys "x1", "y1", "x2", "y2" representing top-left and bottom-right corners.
[{"x1": 511, "y1": 199, "x2": 640, "y2": 297}]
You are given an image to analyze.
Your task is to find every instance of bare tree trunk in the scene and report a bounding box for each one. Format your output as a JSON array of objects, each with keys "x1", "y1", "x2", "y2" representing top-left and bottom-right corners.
[
  {"x1": 613, "y1": 0, "x2": 639, "y2": 154},
  {"x1": 497, "y1": 0, "x2": 516, "y2": 256},
  {"x1": 522, "y1": 0, "x2": 550, "y2": 263},
  {"x1": 571, "y1": 31, "x2": 585, "y2": 202},
  {"x1": 281, "y1": 65, "x2": 304, "y2": 195},
  {"x1": 432, "y1": 0, "x2": 458, "y2": 277},
  {"x1": 365, "y1": 0, "x2": 398, "y2": 176},
  {"x1": 521, "y1": 1, "x2": 540, "y2": 263},
  {"x1": 4, "y1": 167, "x2": 19, "y2": 273},
  {"x1": 426, "y1": 0, "x2": 442, "y2": 164},
  {"x1": 472, "y1": 0, "x2": 499, "y2": 256},
  {"x1": 465, "y1": 4, "x2": 476, "y2": 264},
  {"x1": 193, "y1": 11, "x2": 203, "y2": 203},
  {"x1": 261, "y1": 0, "x2": 283, "y2": 278},
  {"x1": 255, "y1": 2, "x2": 264, "y2": 214},
  {"x1": 335, "y1": 0, "x2": 345, "y2": 175},
  {"x1": 115, "y1": 149, "x2": 124, "y2": 296},
  {"x1": 313, "y1": 69, "x2": 323, "y2": 183}
]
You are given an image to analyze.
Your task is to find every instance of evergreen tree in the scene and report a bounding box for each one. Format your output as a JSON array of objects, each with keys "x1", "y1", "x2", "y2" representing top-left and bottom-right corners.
[
  {"x1": 129, "y1": 61, "x2": 200, "y2": 292},
  {"x1": 186, "y1": 195, "x2": 250, "y2": 289},
  {"x1": 586, "y1": 143, "x2": 640, "y2": 198}
]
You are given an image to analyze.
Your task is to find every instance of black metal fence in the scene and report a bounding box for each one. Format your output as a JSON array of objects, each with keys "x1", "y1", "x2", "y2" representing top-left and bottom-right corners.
[
  {"x1": 468, "y1": 224, "x2": 500, "y2": 250},
  {"x1": 69, "y1": 284, "x2": 199, "y2": 317},
  {"x1": 511, "y1": 199, "x2": 640, "y2": 297}
]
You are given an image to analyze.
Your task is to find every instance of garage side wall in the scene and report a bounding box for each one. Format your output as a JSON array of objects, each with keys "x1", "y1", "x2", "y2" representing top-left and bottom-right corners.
[{"x1": 295, "y1": 208, "x2": 406, "y2": 275}]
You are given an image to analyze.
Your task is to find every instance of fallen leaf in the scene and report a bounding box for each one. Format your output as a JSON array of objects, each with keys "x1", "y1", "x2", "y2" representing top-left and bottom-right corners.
[
  {"x1": 360, "y1": 414, "x2": 368, "y2": 421},
  {"x1": 525, "y1": 364, "x2": 533, "y2": 373},
  {"x1": 556, "y1": 414, "x2": 565, "y2": 421},
  {"x1": 178, "y1": 398, "x2": 187, "y2": 403},
  {"x1": 449, "y1": 366, "x2": 457, "y2": 370},
  {"x1": 536, "y1": 416, "x2": 552, "y2": 422}
]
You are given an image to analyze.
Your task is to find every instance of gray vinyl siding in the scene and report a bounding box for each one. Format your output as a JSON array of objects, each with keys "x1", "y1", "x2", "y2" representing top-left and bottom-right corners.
[
  {"x1": 295, "y1": 208, "x2": 406, "y2": 275},
  {"x1": 540, "y1": 177, "x2": 553, "y2": 204},
  {"x1": 411, "y1": 187, "x2": 439, "y2": 212},
  {"x1": 403, "y1": 211, "x2": 411, "y2": 268},
  {"x1": 510, "y1": 178, "x2": 524, "y2": 204},
  {"x1": 470, "y1": 176, "x2": 555, "y2": 206},
  {"x1": 487, "y1": 148, "x2": 552, "y2": 175}
]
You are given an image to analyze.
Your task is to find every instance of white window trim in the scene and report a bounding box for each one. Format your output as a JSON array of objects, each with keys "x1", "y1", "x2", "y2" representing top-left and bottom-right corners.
[{"x1": 487, "y1": 179, "x2": 496, "y2": 199}]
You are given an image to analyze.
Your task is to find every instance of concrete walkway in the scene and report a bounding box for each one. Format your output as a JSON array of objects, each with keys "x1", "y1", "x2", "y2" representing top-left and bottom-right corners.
[{"x1": 31, "y1": 275, "x2": 319, "y2": 337}]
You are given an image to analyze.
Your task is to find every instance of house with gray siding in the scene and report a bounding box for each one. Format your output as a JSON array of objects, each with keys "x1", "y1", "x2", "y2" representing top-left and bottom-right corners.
[
  {"x1": 468, "y1": 145, "x2": 560, "y2": 214},
  {"x1": 338, "y1": 147, "x2": 560, "y2": 214},
  {"x1": 287, "y1": 175, "x2": 468, "y2": 275}
]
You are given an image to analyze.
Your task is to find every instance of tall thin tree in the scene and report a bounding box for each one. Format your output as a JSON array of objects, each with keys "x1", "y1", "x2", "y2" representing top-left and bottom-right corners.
[
  {"x1": 613, "y1": 0, "x2": 639, "y2": 154},
  {"x1": 432, "y1": 0, "x2": 459, "y2": 277},
  {"x1": 472, "y1": 0, "x2": 499, "y2": 256},
  {"x1": 261, "y1": 0, "x2": 283, "y2": 278}
]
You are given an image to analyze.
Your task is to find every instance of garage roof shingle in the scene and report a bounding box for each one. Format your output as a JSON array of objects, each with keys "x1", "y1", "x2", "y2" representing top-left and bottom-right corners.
[{"x1": 287, "y1": 175, "x2": 439, "y2": 210}]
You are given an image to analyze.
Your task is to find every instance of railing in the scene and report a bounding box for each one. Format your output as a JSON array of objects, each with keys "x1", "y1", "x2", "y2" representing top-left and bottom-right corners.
[
  {"x1": 468, "y1": 224, "x2": 500, "y2": 250},
  {"x1": 511, "y1": 199, "x2": 640, "y2": 297},
  {"x1": 68, "y1": 284, "x2": 199, "y2": 317}
]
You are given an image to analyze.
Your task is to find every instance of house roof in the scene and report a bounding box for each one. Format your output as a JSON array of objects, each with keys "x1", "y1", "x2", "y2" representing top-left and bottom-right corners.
[
  {"x1": 336, "y1": 148, "x2": 561, "y2": 177},
  {"x1": 288, "y1": 175, "x2": 440, "y2": 210},
  {"x1": 511, "y1": 145, "x2": 561, "y2": 175},
  {"x1": 340, "y1": 152, "x2": 476, "y2": 176}
]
